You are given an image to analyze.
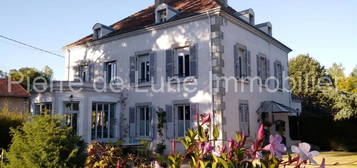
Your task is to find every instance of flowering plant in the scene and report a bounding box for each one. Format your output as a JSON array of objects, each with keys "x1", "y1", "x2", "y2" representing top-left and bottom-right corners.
[{"x1": 160, "y1": 114, "x2": 325, "y2": 168}]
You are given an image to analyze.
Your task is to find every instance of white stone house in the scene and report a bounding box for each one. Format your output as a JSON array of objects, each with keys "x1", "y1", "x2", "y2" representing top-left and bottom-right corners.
[{"x1": 31, "y1": 0, "x2": 300, "y2": 152}]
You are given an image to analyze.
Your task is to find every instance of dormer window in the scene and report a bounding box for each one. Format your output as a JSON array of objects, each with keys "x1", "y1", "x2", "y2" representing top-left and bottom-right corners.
[
  {"x1": 155, "y1": 3, "x2": 179, "y2": 23},
  {"x1": 158, "y1": 9, "x2": 167, "y2": 22},
  {"x1": 92, "y1": 23, "x2": 114, "y2": 40}
]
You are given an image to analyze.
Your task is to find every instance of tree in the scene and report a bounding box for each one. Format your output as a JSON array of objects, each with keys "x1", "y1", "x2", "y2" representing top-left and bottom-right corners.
[
  {"x1": 5, "y1": 115, "x2": 86, "y2": 168},
  {"x1": 288, "y1": 54, "x2": 334, "y2": 115},
  {"x1": 327, "y1": 63, "x2": 345, "y2": 88},
  {"x1": 8, "y1": 66, "x2": 53, "y2": 90}
]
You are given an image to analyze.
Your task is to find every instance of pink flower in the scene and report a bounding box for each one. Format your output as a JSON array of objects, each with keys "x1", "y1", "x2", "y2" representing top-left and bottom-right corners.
[
  {"x1": 116, "y1": 160, "x2": 121, "y2": 168},
  {"x1": 257, "y1": 124, "x2": 264, "y2": 142},
  {"x1": 154, "y1": 161, "x2": 163, "y2": 168},
  {"x1": 220, "y1": 144, "x2": 227, "y2": 153},
  {"x1": 203, "y1": 142, "x2": 214, "y2": 154},
  {"x1": 263, "y1": 135, "x2": 286, "y2": 159},
  {"x1": 291, "y1": 142, "x2": 320, "y2": 164},
  {"x1": 171, "y1": 140, "x2": 176, "y2": 154},
  {"x1": 201, "y1": 114, "x2": 211, "y2": 124},
  {"x1": 319, "y1": 158, "x2": 325, "y2": 168},
  {"x1": 228, "y1": 139, "x2": 235, "y2": 151}
]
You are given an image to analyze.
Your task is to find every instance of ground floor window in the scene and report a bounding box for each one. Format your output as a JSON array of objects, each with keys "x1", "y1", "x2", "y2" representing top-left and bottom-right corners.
[
  {"x1": 176, "y1": 104, "x2": 191, "y2": 137},
  {"x1": 239, "y1": 102, "x2": 250, "y2": 136},
  {"x1": 64, "y1": 102, "x2": 79, "y2": 134},
  {"x1": 137, "y1": 106, "x2": 150, "y2": 137},
  {"x1": 34, "y1": 102, "x2": 52, "y2": 115},
  {"x1": 91, "y1": 103, "x2": 115, "y2": 140}
]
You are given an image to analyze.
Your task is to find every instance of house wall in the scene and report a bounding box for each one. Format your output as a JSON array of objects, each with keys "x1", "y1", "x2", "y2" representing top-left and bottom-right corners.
[
  {"x1": 220, "y1": 17, "x2": 292, "y2": 141},
  {"x1": 64, "y1": 18, "x2": 214, "y2": 151},
  {"x1": 0, "y1": 97, "x2": 29, "y2": 114}
]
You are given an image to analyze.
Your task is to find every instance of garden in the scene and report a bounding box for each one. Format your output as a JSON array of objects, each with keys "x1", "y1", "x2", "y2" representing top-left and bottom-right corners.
[{"x1": 1, "y1": 109, "x2": 335, "y2": 168}]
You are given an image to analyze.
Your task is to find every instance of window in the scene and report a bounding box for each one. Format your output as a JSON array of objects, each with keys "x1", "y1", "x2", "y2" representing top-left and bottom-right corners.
[
  {"x1": 64, "y1": 102, "x2": 79, "y2": 134},
  {"x1": 258, "y1": 55, "x2": 268, "y2": 83},
  {"x1": 105, "y1": 61, "x2": 117, "y2": 83},
  {"x1": 137, "y1": 54, "x2": 150, "y2": 83},
  {"x1": 91, "y1": 103, "x2": 116, "y2": 140},
  {"x1": 274, "y1": 62, "x2": 283, "y2": 89},
  {"x1": 174, "y1": 47, "x2": 190, "y2": 78},
  {"x1": 239, "y1": 102, "x2": 250, "y2": 136},
  {"x1": 34, "y1": 103, "x2": 52, "y2": 115},
  {"x1": 157, "y1": 9, "x2": 167, "y2": 22},
  {"x1": 94, "y1": 28, "x2": 100, "y2": 39},
  {"x1": 78, "y1": 65, "x2": 88, "y2": 82},
  {"x1": 176, "y1": 104, "x2": 191, "y2": 137},
  {"x1": 137, "y1": 106, "x2": 150, "y2": 137},
  {"x1": 236, "y1": 47, "x2": 248, "y2": 79}
]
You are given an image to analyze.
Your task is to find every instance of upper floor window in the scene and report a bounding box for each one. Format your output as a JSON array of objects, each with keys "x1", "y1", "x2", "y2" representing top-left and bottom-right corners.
[
  {"x1": 78, "y1": 65, "x2": 88, "y2": 82},
  {"x1": 34, "y1": 102, "x2": 52, "y2": 115},
  {"x1": 104, "y1": 61, "x2": 117, "y2": 83},
  {"x1": 257, "y1": 55, "x2": 270, "y2": 84},
  {"x1": 137, "y1": 54, "x2": 150, "y2": 83},
  {"x1": 175, "y1": 47, "x2": 190, "y2": 78},
  {"x1": 274, "y1": 61, "x2": 283, "y2": 89},
  {"x1": 234, "y1": 44, "x2": 251, "y2": 79}
]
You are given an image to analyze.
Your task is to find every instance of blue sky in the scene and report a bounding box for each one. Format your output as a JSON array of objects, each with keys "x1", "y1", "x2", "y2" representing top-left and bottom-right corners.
[{"x1": 1, "y1": 0, "x2": 356, "y2": 79}]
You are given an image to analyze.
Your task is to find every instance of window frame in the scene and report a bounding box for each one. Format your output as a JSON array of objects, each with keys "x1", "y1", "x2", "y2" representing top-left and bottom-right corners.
[
  {"x1": 136, "y1": 105, "x2": 150, "y2": 137},
  {"x1": 239, "y1": 101, "x2": 250, "y2": 136},
  {"x1": 104, "y1": 61, "x2": 117, "y2": 84},
  {"x1": 175, "y1": 104, "x2": 191, "y2": 137},
  {"x1": 91, "y1": 102, "x2": 116, "y2": 140},
  {"x1": 174, "y1": 47, "x2": 191, "y2": 78},
  {"x1": 64, "y1": 102, "x2": 79, "y2": 134},
  {"x1": 275, "y1": 61, "x2": 283, "y2": 89},
  {"x1": 258, "y1": 54, "x2": 268, "y2": 83},
  {"x1": 34, "y1": 102, "x2": 52, "y2": 115},
  {"x1": 137, "y1": 54, "x2": 151, "y2": 84}
]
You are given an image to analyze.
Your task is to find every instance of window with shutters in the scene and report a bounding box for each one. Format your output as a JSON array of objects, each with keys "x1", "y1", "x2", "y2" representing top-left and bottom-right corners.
[
  {"x1": 137, "y1": 54, "x2": 151, "y2": 83},
  {"x1": 91, "y1": 103, "x2": 115, "y2": 140},
  {"x1": 64, "y1": 102, "x2": 79, "y2": 134},
  {"x1": 34, "y1": 102, "x2": 52, "y2": 115},
  {"x1": 257, "y1": 55, "x2": 269, "y2": 84},
  {"x1": 137, "y1": 106, "x2": 150, "y2": 137},
  {"x1": 274, "y1": 61, "x2": 283, "y2": 89},
  {"x1": 176, "y1": 104, "x2": 191, "y2": 137},
  {"x1": 234, "y1": 44, "x2": 250, "y2": 79},
  {"x1": 78, "y1": 65, "x2": 88, "y2": 82},
  {"x1": 104, "y1": 61, "x2": 117, "y2": 83},
  {"x1": 239, "y1": 102, "x2": 250, "y2": 136},
  {"x1": 174, "y1": 47, "x2": 190, "y2": 78}
]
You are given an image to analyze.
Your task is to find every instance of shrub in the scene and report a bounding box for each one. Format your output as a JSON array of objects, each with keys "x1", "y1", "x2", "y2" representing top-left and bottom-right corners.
[
  {"x1": 4, "y1": 115, "x2": 86, "y2": 168},
  {"x1": 0, "y1": 103, "x2": 24, "y2": 150}
]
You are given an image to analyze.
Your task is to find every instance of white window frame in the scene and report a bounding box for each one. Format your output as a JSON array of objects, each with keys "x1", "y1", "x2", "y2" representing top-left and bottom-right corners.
[
  {"x1": 176, "y1": 104, "x2": 191, "y2": 137},
  {"x1": 157, "y1": 9, "x2": 167, "y2": 22},
  {"x1": 259, "y1": 56, "x2": 268, "y2": 83},
  {"x1": 174, "y1": 47, "x2": 190, "y2": 78},
  {"x1": 137, "y1": 54, "x2": 151, "y2": 83},
  {"x1": 64, "y1": 102, "x2": 79, "y2": 134},
  {"x1": 238, "y1": 47, "x2": 248, "y2": 78},
  {"x1": 276, "y1": 62, "x2": 283, "y2": 89},
  {"x1": 137, "y1": 106, "x2": 150, "y2": 137},
  {"x1": 34, "y1": 102, "x2": 52, "y2": 115},
  {"x1": 105, "y1": 61, "x2": 117, "y2": 83},
  {"x1": 91, "y1": 103, "x2": 116, "y2": 140},
  {"x1": 239, "y1": 102, "x2": 250, "y2": 136},
  {"x1": 78, "y1": 65, "x2": 89, "y2": 82}
]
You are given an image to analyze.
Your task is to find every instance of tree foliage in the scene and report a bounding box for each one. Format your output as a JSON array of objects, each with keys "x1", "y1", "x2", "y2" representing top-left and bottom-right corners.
[
  {"x1": 8, "y1": 66, "x2": 53, "y2": 90},
  {"x1": 4, "y1": 115, "x2": 86, "y2": 168},
  {"x1": 288, "y1": 54, "x2": 334, "y2": 114},
  {"x1": 0, "y1": 102, "x2": 24, "y2": 149}
]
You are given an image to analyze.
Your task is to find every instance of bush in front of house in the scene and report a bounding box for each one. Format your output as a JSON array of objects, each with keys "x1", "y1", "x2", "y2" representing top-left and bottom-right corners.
[
  {"x1": 0, "y1": 104, "x2": 24, "y2": 150},
  {"x1": 4, "y1": 115, "x2": 87, "y2": 168}
]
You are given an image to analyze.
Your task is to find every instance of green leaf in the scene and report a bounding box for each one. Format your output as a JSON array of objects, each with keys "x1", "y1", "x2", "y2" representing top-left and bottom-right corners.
[{"x1": 213, "y1": 125, "x2": 220, "y2": 139}]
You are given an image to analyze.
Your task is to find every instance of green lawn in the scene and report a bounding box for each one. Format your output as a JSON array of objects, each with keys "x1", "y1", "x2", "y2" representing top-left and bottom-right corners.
[{"x1": 284, "y1": 151, "x2": 357, "y2": 168}]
